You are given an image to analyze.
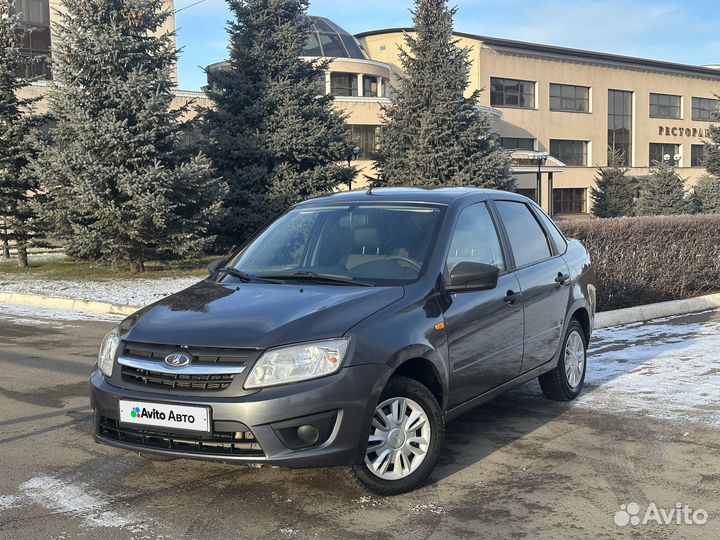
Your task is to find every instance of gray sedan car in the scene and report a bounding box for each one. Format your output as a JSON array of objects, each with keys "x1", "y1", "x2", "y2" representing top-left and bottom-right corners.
[{"x1": 91, "y1": 188, "x2": 595, "y2": 494}]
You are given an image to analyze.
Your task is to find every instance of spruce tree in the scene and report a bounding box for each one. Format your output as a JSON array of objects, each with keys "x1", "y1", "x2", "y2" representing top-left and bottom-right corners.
[
  {"x1": 0, "y1": 0, "x2": 43, "y2": 268},
  {"x1": 200, "y1": 0, "x2": 354, "y2": 250},
  {"x1": 636, "y1": 161, "x2": 691, "y2": 216},
  {"x1": 692, "y1": 174, "x2": 720, "y2": 214},
  {"x1": 590, "y1": 150, "x2": 635, "y2": 217},
  {"x1": 375, "y1": 0, "x2": 513, "y2": 189},
  {"x1": 705, "y1": 101, "x2": 720, "y2": 179},
  {"x1": 37, "y1": 0, "x2": 226, "y2": 273}
]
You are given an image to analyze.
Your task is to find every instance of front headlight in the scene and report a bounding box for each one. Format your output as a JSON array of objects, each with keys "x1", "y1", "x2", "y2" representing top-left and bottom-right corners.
[
  {"x1": 98, "y1": 327, "x2": 121, "y2": 377},
  {"x1": 244, "y1": 338, "x2": 350, "y2": 389}
]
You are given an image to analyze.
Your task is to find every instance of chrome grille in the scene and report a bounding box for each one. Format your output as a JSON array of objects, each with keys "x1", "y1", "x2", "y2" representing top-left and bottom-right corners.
[
  {"x1": 121, "y1": 341, "x2": 260, "y2": 364},
  {"x1": 120, "y1": 365, "x2": 235, "y2": 391},
  {"x1": 117, "y1": 341, "x2": 257, "y2": 393}
]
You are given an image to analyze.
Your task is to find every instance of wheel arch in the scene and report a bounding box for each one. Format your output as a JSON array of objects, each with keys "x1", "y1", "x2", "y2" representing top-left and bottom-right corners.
[{"x1": 570, "y1": 306, "x2": 592, "y2": 343}]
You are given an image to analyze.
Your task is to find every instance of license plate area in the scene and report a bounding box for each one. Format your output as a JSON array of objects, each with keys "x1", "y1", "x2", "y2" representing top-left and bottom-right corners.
[{"x1": 119, "y1": 400, "x2": 211, "y2": 435}]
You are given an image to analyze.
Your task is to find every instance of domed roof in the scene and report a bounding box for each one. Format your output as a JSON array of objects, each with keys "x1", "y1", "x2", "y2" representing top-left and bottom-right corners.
[{"x1": 303, "y1": 16, "x2": 367, "y2": 60}]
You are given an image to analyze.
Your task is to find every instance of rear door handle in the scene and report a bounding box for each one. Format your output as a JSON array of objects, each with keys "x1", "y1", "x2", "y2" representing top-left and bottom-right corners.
[
  {"x1": 503, "y1": 290, "x2": 522, "y2": 306},
  {"x1": 555, "y1": 273, "x2": 571, "y2": 285}
]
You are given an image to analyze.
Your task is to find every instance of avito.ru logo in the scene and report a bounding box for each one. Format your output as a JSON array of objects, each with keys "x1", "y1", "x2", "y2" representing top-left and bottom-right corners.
[
  {"x1": 614, "y1": 502, "x2": 709, "y2": 527},
  {"x1": 129, "y1": 406, "x2": 196, "y2": 424}
]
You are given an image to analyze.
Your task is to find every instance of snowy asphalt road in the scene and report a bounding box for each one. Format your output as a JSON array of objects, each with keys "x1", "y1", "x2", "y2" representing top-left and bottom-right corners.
[{"x1": 0, "y1": 304, "x2": 719, "y2": 539}]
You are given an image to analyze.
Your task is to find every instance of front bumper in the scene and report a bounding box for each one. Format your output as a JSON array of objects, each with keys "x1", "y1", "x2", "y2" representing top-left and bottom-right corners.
[{"x1": 91, "y1": 363, "x2": 391, "y2": 468}]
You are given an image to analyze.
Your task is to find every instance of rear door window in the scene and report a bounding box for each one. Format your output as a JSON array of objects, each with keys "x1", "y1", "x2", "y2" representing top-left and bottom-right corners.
[{"x1": 495, "y1": 201, "x2": 552, "y2": 268}]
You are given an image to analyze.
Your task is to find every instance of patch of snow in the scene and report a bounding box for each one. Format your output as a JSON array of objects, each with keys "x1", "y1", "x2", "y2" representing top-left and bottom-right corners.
[
  {"x1": 410, "y1": 502, "x2": 445, "y2": 514},
  {"x1": 0, "y1": 495, "x2": 17, "y2": 510},
  {"x1": 17, "y1": 474, "x2": 149, "y2": 532},
  {"x1": 513, "y1": 310, "x2": 720, "y2": 430},
  {"x1": 0, "y1": 303, "x2": 123, "y2": 326},
  {"x1": 578, "y1": 312, "x2": 720, "y2": 429},
  {"x1": 0, "y1": 275, "x2": 200, "y2": 308}
]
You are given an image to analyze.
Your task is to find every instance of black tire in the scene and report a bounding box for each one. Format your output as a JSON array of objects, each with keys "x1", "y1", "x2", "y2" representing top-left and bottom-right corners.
[
  {"x1": 350, "y1": 375, "x2": 444, "y2": 496},
  {"x1": 539, "y1": 319, "x2": 587, "y2": 401}
]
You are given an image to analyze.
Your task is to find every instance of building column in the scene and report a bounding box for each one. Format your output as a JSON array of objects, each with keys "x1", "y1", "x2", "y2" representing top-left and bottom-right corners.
[
  {"x1": 325, "y1": 71, "x2": 331, "y2": 95},
  {"x1": 378, "y1": 77, "x2": 384, "y2": 98},
  {"x1": 548, "y1": 172, "x2": 555, "y2": 216},
  {"x1": 356, "y1": 74, "x2": 364, "y2": 97}
]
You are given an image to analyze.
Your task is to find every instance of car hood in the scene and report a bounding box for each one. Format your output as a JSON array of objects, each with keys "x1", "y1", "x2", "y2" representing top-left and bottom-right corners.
[{"x1": 122, "y1": 280, "x2": 405, "y2": 349}]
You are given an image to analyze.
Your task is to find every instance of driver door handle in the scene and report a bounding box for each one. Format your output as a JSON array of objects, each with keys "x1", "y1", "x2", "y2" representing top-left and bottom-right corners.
[
  {"x1": 555, "y1": 273, "x2": 571, "y2": 286},
  {"x1": 503, "y1": 290, "x2": 522, "y2": 306}
]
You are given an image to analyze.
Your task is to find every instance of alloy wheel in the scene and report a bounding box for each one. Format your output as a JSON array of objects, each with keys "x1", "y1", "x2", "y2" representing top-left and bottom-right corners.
[{"x1": 564, "y1": 330, "x2": 586, "y2": 388}]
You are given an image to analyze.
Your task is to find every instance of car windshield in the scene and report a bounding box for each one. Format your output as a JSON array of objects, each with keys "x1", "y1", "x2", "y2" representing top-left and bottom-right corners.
[{"x1": 222, "y1": 204, "x2": 445, "y2": 286}]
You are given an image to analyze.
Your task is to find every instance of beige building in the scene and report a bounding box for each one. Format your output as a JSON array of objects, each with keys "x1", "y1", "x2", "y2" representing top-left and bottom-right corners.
[
  {"x1": 15, "y1": 0, "x2": 180, "y2": 113},
  {"x1": 357, "y1": 29, "x2": 720, "y2": 217},
  {"x1": 16, "y1": 3, "x2": 720, "y2": 218}
]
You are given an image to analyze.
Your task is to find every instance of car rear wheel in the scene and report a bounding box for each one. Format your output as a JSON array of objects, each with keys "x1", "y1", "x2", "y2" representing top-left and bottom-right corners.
[
  {"x1": 350, "y1": 375, "x2": 444, "y2": 495},
  {"x1": 539, "y1": 319, "x2": 587, "y2": 401}
]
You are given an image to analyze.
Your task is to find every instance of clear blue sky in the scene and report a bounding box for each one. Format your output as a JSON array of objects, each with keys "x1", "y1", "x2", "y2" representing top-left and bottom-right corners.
[{"x1": 175, "y1": 0, "x2": 720, "y2": 90}]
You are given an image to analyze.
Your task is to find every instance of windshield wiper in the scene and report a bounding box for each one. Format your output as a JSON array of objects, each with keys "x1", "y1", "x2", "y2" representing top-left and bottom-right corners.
[
  {"x1": 215, "y1": 267, "x2": 283, "y2": 284},
  {"x1": 258, "y1": 271, "x2": 374, "y2": 287}
]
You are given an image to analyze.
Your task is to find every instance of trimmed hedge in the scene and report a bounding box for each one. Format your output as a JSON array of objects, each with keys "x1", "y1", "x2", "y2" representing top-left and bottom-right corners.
[{"x1": 558, "y1": 216, "x2": 720, "y2": 311}]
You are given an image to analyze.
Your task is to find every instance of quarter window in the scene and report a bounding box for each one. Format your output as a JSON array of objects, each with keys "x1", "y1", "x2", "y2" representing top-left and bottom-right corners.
[
  {"x1": 550, "y1": 140, "x2": 588, "y2": 166},
  {"x1": 491, "y1": 78, "x2": 535, "y2": 109},
  {"x1": 649, "y1": 93, "x2": 681, "y2": 119},
  {"x1": 692, "y1": 97, "x2": 719, "y2": 121},
  {"x1": 495, "y1": 201, "x2": 552, "y2": 267},
  {"x1": 446, "y1": 204, "x2": 506, "y2": 274},
  {"x1": 536, "y1": 209, "x2": 567, "y2": 253},
  {"x1": 550, "y1": 84, "x2": 589, "y2": 112}
]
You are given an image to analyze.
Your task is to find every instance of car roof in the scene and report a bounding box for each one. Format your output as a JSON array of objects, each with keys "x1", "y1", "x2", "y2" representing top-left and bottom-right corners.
[{"x1": 296, "y1": 187, "x2": 529, "y2": 206}]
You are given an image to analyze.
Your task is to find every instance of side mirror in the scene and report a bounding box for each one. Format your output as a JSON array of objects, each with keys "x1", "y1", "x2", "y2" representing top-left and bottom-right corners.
[
  {"x1": 447, "y1": 262, "x2": 499, "y2": 292},
  {"x1": 206, "y1": 258, "x2": 226, "y2": 275}
]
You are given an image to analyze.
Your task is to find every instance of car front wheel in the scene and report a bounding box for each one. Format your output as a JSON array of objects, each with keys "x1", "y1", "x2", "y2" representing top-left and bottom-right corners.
[{"x1": 350, "y1": 375, "x2": 444, "y2": 495}]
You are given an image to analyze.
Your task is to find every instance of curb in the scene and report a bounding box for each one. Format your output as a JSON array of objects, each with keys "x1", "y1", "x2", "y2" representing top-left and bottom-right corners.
[
  {"x1": 0, "y1": 292, "x2": 140, "y2": 317},
  {"x1": 1, "y1": 290, "x2": 720, "y2": 329},
  {"x1": 594, "y1": 292, "x2": 720, "y2": 329}
]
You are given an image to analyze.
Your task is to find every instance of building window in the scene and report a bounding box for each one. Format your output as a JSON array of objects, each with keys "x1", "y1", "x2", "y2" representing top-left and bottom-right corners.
[
  {"x1": 608, "y1": 89, "x2": 632, "y2": 166},
  {"x1": 649, "y1": 93, "x2": 681, "y2": 119},
  {"x1": 515, "y1": 188, "x2": 537, "y2": 203},
  {"x1": 330, "y1": 73, "x2": 358, "y2": 97},
  {"x1": 490, "y1": 78, "x2": 535, "y2": 109},
  {"x1": 500, "y1": 137, "x2": 535, "y2": 150},
  {"x1": 692, "y1": 97, "x2": 719, "y2": 121},
  {"x1": 550, "y1": 140, "x2": 588, "y2": 166},
  {"x1": 14, "y1": 0, "x2": 51, "y2": 80},
  {"x1": 363, "y1": 76, "x2": 379, "y2": 97},
  {"x1": 691, "y1": 144, "x2": 705, "y2": 167},
  {"x1": 553, "y1": 188, "x2": 587, "y2": 214},
  {"x1": 549, "y1": 84, "x2": 589, "y2": 112},
  {"x1": 649, "y1": 143, "x2": 680, "y2": 166},
  {"x1": 348, "y1": 125, "x2": 380, "y2": 159},
  {"x1": 14, "y1": 0, "x2": 49, "y2": 24}
]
